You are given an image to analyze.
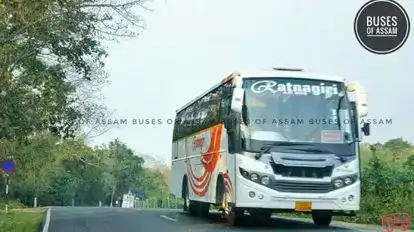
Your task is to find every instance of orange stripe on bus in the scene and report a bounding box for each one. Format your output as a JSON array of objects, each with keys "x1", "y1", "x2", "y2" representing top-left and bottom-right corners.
[
  {"x1": 185, "y1": 124, "x2": 224, "y2": 196},
  {"x1": 189, "y1": 172, "x2": 212, "y2": 196},
  {"x1": 186, "y1": 164, "x2": 209, "y2": 187},
  {"x1": 188, "y1": 168, "x2": 211, "y2": 189},
  {"x1": 188, "y1": 165, "x2": 208, "y2": 182}
]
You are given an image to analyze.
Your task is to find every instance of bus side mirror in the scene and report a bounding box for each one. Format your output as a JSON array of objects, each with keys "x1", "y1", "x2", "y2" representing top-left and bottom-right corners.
[
  {"x1": 362, "y1": 122, "x2": 370, "y2": 136},
  {"x1": 356, "y1": 94, "x2": 368, "y2": 118},
  {"x1": 347, "y1": 81, "x2": 368, "y2": 118},
  {"x1": 231, "y1": 87, "x2": 244, "y2": 113}
]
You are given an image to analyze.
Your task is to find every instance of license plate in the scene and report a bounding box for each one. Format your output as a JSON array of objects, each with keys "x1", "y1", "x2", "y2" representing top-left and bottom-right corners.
[{"x1": 294, "y1": 201, "x2": 312, "y2": 212}]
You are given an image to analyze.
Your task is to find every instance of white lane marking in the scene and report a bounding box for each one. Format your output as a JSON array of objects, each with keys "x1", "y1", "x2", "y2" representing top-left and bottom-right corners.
[
  {"x1": 160, "y1": 214, "x2": 177, "y2": 222},
  {"x1": 42, "y1": 208, "x2": 51, "y2": 232}
]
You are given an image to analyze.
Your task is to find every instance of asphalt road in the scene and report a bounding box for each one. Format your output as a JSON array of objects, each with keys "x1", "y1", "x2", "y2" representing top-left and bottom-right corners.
[{"x1": 47, "y1": 207, "x2": 383, "y2": 232}]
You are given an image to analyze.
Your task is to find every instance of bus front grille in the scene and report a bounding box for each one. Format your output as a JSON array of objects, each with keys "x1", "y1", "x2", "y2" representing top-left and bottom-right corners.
[
  {"x1": 271, "y1": 180, "x2": 332, "y2": 193},
  {"x1": 270, "y1": 163, "x2": 333, "y2": 178}
]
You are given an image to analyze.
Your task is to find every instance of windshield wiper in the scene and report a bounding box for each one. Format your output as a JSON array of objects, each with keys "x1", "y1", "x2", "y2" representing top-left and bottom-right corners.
[
  {"x1": 254, "y1": 142, "x2": 310, "y2": 159},
  {"x1": 346, "y1": 139, "x2": 361, "y2": 145},
  {"x1": 255, "y1": 146, "x2": 271, "y2": 159}
]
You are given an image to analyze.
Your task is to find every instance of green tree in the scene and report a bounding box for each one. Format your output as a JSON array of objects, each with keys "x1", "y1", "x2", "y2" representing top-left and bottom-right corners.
[{"x1": 0, "y1": 0, "x2": 150, "y2": 140}]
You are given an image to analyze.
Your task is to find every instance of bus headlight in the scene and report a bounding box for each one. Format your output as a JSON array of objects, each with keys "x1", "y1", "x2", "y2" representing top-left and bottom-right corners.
[
  {"x1": 240, "y1": 169, "x2": 249, "y2": 178},
  {"x1": 332, "y1": 174, "x2": 358, "y2": 189},
  {"x1": 250, "y1": 173, "x2": 259, "y2": 181},
  {"x1": 239, "y1": 167, "x2": 275, "y2": 187},
  {"x1": 334, "y1": 179, "x2": 344, "y2": 188},
  {"x1": 344, "y1": 177, "x2": 353, "y2": 185},
  {"x1": 261, "y1": 176, "x2": 270, "y2": 185}
]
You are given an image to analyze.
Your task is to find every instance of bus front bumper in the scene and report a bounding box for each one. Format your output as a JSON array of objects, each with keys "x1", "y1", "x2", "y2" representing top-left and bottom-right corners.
[{"x1": 235, "y1": 176, "x2": 360, "y2": 212}]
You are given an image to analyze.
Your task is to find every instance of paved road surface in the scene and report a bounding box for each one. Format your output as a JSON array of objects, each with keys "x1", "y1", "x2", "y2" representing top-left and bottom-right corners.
[{"x1": 47, "y1": 207, "x2": 383, "y2": 232}]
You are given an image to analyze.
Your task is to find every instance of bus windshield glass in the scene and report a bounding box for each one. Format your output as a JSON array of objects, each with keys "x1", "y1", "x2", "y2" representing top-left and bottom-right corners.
[{"x1": 242, "y1": 78, "x2": 355, "y2": 145}]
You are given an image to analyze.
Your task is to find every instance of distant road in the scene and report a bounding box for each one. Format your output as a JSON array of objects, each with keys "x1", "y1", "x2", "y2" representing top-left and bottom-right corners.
[{"x1": 47, "y1": 207, "x2": 383, "y2": 232}]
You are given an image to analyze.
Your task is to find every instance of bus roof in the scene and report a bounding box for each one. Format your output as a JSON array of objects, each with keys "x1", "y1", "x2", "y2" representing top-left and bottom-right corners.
[
  {"x1": 239, "y1": 70, "x2": 345, "y2": 82},
  {"x1": 175, "y1": 70, "x2": 346, "y2": 113}
]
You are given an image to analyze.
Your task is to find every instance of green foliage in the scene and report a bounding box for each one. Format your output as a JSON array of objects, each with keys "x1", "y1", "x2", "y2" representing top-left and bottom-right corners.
[
  {"x1": 0, "y1": 200, "x2": 26, "y2": 210},
  {"x1": 0, "y1": 135, "x2": 170, "y2": 207},
  {"x1": 0, "y1": 0, "x2": 149, "y2": 140},
  {"x1": 137, "y1": 196, "x2": 183, "y2": 209},
  {"x1": 383, "y1": 137, "x2": 412, "y2": 150},
  {"x1": 0, "y1": 211, "x2": 44, "y2": 232},
  {"x1": 338, "y1": 146, "x2": 414, "y2": 226},
  {"x1": 0, "y1": 0, "x2": 156, "y2": 210},
  {"x1": 404, "y1": 154, "x2": 414, "y2": 171}
]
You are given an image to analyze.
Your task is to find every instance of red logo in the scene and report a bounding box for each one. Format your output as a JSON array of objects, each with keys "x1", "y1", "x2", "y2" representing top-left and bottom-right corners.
[
  {"x1": 381, "y1": 212, "x2": 411, "y2": 232},
  {"x1": 192, "y1": 138, "x2": 205, "y2": 151}
]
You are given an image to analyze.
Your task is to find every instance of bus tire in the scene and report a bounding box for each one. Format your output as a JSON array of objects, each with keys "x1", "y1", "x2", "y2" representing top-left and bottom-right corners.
[
  {"x1": 182, "y1": 177, "x2": 189, "y2": 212},
  {"x1": 312, "y1": 213, "x2": 332, "y2": 227},
  {"x1": 184, "y1": 182, "x2": 198, "y2": 216},
  {"x1": 216, "y1": 175, "x2": 225, "y2": 205}
]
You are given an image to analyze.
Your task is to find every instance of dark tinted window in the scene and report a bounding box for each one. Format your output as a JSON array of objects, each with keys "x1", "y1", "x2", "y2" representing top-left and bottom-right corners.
[{"x1": 173, "y1": 81, "x2": 233, "y2": 141}]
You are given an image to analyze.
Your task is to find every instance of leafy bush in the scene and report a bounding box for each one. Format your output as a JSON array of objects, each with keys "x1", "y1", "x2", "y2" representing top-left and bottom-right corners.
[
  {"x1": 0, "y1": 199, "x2": 26, "y2": 210},
  {"x1": 338, "y1": 153, "x2": 414, "y2": 225},
  {"x1": 0, "y1": 137, "x2": 172, "y2": 208}
]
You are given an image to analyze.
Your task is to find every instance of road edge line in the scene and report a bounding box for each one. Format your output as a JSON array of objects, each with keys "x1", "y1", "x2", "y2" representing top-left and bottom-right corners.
[
  {"x1": 42, "y1": 208, "x2": 51, "y2": 232},
  {"x1": 160, "y1": 214, "x2": 177, "y2": 222}
]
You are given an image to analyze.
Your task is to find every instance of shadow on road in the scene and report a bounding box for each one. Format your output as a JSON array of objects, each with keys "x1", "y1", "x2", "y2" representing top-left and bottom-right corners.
[{"x1": 179, "y1": 211, "x2": 359, "y2": 231}]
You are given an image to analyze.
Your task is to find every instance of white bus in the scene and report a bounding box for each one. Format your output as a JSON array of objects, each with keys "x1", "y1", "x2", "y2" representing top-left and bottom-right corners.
[{"x1": 171, "y1": 68, "x2": 370, "y2": 227}]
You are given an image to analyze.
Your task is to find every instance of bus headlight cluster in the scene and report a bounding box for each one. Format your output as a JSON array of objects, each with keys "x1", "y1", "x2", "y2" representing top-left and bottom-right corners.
[
  {"x1": 332, "y1": 174, "x2": 358, "y2": 189},
  {"x1": 239, "y1": 167, "x2": 274, "y2": 186}
]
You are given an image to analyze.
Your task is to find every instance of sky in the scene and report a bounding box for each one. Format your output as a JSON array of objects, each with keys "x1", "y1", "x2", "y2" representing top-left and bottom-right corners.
[{"x1": 90, "y1": 0, "x2": 414, "y2": 165}]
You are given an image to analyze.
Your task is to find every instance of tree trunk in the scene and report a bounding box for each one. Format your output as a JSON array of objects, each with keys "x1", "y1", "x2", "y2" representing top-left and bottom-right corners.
[{"x1": 110, "y1": 188, "x2": 115, "y2": 207}]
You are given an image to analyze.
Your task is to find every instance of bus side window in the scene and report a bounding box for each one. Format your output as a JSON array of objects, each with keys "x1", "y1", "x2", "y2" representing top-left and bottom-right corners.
[
  {"x1": 173, "y1": 111, "x2": 184, "y2": 141},
  {"x1": 184, "y1": 105, "x2": 195, "y2": 135},
  {"x1": 219, "y1": 82, "x2": 233, "y2": 121}
]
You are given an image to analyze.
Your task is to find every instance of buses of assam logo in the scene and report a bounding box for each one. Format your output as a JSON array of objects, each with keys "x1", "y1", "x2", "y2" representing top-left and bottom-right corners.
[
  {"x1": 381, "y1": 212, "x2": 411, "y2": 232},
  {"x1": 354, "y1": 0, "x2": 410, "y2": 54}
]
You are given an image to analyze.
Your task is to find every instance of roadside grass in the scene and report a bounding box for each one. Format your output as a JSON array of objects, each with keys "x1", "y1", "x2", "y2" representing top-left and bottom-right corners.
[
  {"x1": 0, "y1": 209, "x2": 44, "y2": 232},
  {"x1": 0, "y1": 200, "x2": 27, "y2": 211},
  {"x1": 360, "y1": 147, "x2": 413, "y2": 170}
]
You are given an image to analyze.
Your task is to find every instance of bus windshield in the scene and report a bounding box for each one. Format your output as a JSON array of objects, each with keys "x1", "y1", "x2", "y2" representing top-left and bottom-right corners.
[{"x1": 242, "y1": 78, "x2": 355, "y2": 144}]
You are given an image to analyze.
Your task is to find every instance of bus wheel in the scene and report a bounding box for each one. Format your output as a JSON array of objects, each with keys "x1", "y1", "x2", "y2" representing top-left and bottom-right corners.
[
  {"x1": 184, "y1": 184, "x2": 198, "y2": 216},
  {"x1": 183, "y1": 185, "x2": 189, "y2": 212},
  {"x1": 183, "y1": 190, "x2": 190, "y2": 212},
  {"x1": 312, "y1": 213, "x2": 332, "y2": 227}
]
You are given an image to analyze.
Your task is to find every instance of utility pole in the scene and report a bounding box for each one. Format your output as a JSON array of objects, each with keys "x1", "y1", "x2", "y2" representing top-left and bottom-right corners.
[
  {"x1": 2, "y1": 160, "x2": 15, "y2": 213},
  {"x1": 5, "y1": 174, "x2": 9, "y2": 213}
]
